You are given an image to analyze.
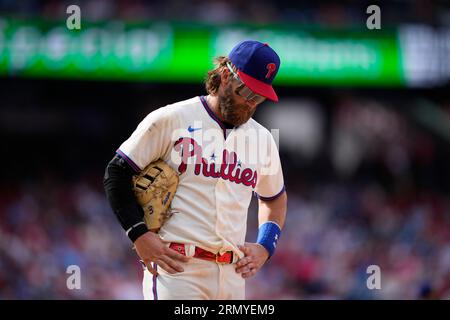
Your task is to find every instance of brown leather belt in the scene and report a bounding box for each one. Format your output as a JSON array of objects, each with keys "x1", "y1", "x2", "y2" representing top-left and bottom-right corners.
[{"x1": 169, "y1": 242, "x2": 233, "y2": 264}]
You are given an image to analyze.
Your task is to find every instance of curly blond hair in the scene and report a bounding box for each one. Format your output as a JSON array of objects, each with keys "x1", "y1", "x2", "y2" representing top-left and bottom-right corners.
[{"x1": 204, "y1": 56, "x2": 232, "y2": 95}]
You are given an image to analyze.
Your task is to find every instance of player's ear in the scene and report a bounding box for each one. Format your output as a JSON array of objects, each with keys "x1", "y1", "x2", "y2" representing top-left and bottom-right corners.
[{"x1": 220, "y1": 66, "x2": 231, "y2": 85}]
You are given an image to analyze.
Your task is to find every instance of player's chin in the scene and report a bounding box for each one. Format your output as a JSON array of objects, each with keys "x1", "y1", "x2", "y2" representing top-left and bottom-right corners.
[
  {"x1": 227, "y1": 116, "x2": 250, "y2": 127},
  {"x1": 225, "y1": 110, "x2": 253, "y2": 126},
  {"x1": 237, "y1": 114, "x2": 253, "y2": 126}
]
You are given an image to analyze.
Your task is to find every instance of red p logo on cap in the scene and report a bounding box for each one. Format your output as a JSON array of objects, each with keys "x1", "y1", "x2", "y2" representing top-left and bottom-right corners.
[{"x1": 265, "y1": 63, "x2": 276, "y2": 79}]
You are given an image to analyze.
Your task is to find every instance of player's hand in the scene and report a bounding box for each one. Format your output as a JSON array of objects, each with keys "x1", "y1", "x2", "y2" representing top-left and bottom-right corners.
[
  {"x1": 133, "y1": 231, "x2": 190, "y2": 276},
  {"x1": 235, "y1": 242, "x2": 269, "y2": 279}
]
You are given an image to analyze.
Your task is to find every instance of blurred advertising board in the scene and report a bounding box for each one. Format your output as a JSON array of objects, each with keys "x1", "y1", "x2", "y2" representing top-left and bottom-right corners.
[{"x1": 0, "y1": 18, "x2": 447, "y2": 86}]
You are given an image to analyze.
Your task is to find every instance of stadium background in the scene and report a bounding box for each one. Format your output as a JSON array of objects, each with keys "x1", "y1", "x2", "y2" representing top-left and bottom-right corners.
[{"x1": 1, "y1": 0, "x2": 450, "y2": 299}]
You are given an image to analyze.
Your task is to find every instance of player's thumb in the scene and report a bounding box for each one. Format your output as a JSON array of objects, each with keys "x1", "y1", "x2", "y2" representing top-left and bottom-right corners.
[{"x1": 144, "y1": 260, "x2": 159, "y2": 276}]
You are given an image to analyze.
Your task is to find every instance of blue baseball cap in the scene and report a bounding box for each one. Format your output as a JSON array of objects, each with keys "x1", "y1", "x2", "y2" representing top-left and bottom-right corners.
[{"x1": 228, "y1": 40, "x2": 281, "y2": 102}]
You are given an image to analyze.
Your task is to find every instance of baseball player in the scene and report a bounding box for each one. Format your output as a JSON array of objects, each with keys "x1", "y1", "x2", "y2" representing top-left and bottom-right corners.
[{"x1": 104, "y1": 40, "x2": 287, "y2": 300}]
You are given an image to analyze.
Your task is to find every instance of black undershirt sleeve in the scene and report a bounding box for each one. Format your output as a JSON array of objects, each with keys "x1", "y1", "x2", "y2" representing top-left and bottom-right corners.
[{"x1": 103, "y1": 154, "x2": 149, "y2": 242}]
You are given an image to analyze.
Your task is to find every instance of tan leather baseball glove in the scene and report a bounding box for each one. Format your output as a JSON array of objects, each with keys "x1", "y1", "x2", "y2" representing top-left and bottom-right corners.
[{"x1": 132, "y1": 159, "x2": 179, "y2": 232}]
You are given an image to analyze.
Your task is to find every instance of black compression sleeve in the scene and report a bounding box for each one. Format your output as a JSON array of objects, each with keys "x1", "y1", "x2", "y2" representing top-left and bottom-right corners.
[{"x1": 103, "y1": 154, "x2": 149, "y2": 242}]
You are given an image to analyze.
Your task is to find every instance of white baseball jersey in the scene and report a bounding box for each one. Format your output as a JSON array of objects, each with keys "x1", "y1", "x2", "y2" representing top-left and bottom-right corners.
[{"x1": 118, "y1": 96, "x2": 285, "y2": 259}]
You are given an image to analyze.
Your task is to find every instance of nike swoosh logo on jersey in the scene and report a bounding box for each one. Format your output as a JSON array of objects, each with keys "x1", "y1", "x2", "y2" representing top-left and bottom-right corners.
[{"x1": 187, "y1": 126, "x2": 201, "y2": 132}]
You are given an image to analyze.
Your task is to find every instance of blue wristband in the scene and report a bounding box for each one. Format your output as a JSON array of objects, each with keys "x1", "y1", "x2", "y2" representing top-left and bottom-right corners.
[{"x1": 256, "y1": 221, "x2": 281, "y2": 258}]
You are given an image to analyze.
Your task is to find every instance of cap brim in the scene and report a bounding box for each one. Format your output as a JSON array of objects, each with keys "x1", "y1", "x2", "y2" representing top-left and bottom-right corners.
[{"x1": 238, "y1": 70, "x2": 278, "y2": 102}]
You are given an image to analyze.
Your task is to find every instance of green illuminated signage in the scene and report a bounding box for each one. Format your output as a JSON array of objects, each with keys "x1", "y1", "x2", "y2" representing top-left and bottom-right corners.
[{"x1": 0, "y1": 18, "x2": 406, "y2": 86}]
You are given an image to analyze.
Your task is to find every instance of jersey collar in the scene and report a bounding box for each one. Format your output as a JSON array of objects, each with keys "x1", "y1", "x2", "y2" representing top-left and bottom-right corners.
[{"x1": 199, "y1": 95, "x2": 227, "y2": 131}]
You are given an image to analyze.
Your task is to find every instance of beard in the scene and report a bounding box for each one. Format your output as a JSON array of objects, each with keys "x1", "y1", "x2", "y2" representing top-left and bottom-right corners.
[{"x1": 218, "y1": 84, "x2": 256, "y2": 127}]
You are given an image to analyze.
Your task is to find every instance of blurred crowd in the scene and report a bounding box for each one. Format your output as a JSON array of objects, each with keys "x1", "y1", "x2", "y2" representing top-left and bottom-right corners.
[
  {"x1": 247, "y1": 182, "x2": 450, "y2": 299},
  {"x1": 1, "y1": 0, "x2": 450, "y2": 27},
  {"x1": 0, "y1": 177, "x2": 143, "y2": 299},
  {"x1": 1, "y1": 172, "x2": 449, "y2": 299},
  {"x1": 1, "y1": 77, "x2": 450, "y2": 299}
]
